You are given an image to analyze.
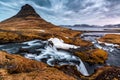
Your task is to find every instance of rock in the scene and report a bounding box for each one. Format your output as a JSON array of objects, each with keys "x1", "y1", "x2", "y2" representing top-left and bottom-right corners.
[
  {"x1": 55, "y1": 65, "x2": 120, "y2": 80},
  {"x1": 0, "y1": 69, "x2": 8, "y2": 76},
  {"x1": 73, "y1": 49, "x2": 108, "y2": 64},
  {"x1": 56, "y1": 65, "x2": 84, "y2": 80},
  {"x1": 0, "y1": 51, "x2": 47, "y2": 73},
  {"x1": 94, "y1": 66, "x2": 120, "y2": 80},
  {"x1": 0, "y1": 50, "x2": 119, "y2": 80},
  {"x1": 99, "y1": 34, "x2": 120, "y2": 47},
  {"x1": 14, "y1": 4, "x2": 40, "y2": 18},
  {"x1": 0, "y1": 68, "x2": 76, "y2": 80}
]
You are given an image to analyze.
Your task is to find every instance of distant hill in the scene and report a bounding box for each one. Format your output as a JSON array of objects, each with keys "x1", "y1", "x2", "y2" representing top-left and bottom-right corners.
[{"x1": 61, "y1": 24, "x2": 120, "y2": 28}]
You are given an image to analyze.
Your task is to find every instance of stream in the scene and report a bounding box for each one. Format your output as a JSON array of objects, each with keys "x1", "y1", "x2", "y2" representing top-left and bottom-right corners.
[
  {"x1": 0, "y1": 33, "x2": 120, "y2": 76},
  {"x1": 82, "y1": 32, "x2": 120, "y2": 66},
  {"x1": 0, "y1": 39, "x2": 89, "y2": 76}
]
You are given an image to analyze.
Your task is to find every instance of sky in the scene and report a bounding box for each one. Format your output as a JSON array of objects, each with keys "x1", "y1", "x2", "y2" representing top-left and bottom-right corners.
[{"x1": 0, "y1": 0, "x2": 120, "y2": 25}]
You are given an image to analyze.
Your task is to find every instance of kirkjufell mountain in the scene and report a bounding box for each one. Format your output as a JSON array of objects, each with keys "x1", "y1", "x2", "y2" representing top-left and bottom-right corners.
[{"x1": 0, "y1": 4, "x2": 56, "y2": 28}]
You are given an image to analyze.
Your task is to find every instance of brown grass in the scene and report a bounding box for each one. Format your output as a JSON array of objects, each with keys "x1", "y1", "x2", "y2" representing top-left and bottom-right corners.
[
  {"x1": 75, "y1": 49, "x2": 108, "y2": 64},
  {"x1": 0, "y1": 51, "x2": 76, "y2": 80},
  {"x1": 99, "y1": 34, "x2": 120, "y2": 46}
]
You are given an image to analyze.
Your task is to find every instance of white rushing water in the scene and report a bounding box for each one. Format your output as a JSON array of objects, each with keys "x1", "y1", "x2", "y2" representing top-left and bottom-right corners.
[
  {"x1": 48, "y1": 38, "x2": 79, "y2": 49},
  {"x1": 25, "y1": 38, "x2": 89, "y2": 76}
]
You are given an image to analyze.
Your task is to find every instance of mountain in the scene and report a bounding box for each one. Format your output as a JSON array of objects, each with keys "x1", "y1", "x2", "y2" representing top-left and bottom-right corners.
[
  {"x1": 61, "y1": 24, "x2": 101, "y2": 28},
  {"x1": 61, "y1": 24, "x2": 120, "y2": 28},
  {"x1": 0, "y1": 4, "x2": 56, "y2": 29},
  {"x1": 103, "y1": 24, "x2": 120, "y2": 28}
]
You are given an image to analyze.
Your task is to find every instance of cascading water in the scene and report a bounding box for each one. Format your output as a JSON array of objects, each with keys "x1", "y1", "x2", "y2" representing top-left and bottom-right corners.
[
  {"x1": 0, "y1": 39, "x2": 89, "y2": 76},
  {"x1": 25, "y1": 40, "x2": 89, "y2": 76},
  {"x1": 84, "y1": 36, "x2": 120, "y2": 66}
]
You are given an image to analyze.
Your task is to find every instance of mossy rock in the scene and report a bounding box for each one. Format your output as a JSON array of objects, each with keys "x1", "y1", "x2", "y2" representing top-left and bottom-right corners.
[{"x1": 75, "y1": 49, "x2": 108, "y2": 64}]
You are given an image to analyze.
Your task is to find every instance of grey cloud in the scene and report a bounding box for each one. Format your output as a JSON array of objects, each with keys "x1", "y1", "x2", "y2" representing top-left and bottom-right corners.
[
  {"x1": 26, "y1": 0, "x2": 52, "y2": 8},
  {"x1": 1, "y1": 0, "x2": 120, "y2": 25},
  {"x1": 64, "y1": 0, "x2": 95, "y2": 12}
]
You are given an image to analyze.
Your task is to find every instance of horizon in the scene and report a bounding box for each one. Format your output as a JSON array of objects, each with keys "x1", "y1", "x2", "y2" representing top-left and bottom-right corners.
[{"x1": 1, "y1": 0, "x2": 120, "y2": 26}]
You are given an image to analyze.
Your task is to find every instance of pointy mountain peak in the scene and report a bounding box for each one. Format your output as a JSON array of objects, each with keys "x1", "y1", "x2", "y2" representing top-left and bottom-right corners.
[
  {"x1": 14, "y1": 4, "x2": 40, "y2": 18},
  {"x1": 0, "y1": 4, "x2": 54, "y2": 28}
]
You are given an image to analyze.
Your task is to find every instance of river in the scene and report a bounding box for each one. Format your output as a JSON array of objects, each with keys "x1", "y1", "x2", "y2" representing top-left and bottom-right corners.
[{"x1": 0, "y1": 27, "x2": 120, "y2": 76}]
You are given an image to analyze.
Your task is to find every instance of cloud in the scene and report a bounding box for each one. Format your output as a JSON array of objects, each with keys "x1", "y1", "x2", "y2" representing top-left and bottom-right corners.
[{"x1": 0, "y1": 0, "x2": 120, "y2": 25}]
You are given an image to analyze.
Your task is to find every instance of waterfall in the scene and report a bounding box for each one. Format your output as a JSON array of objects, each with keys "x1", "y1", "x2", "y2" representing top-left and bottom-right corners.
[
  {"x1": 25, "y1": 40, "x2": 89, "y2": 76},
  {"x1": 77, "y1": 59, "x2": 89, "y2": 76},
  {"x1": 87, "y1": 37, "x2": 120, "y2": 66}
]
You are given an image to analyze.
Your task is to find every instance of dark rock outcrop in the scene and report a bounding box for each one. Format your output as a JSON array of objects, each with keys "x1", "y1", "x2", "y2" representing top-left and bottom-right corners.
[{"x1": 15, "y1": 4, "x2": 40, "y2": 18}]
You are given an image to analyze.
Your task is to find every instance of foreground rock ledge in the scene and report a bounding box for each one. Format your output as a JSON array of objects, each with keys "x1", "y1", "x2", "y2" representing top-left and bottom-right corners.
[
  {"x1": 0, "y1": 51, "x2": 75, "y2": 80},
  {"x1": 0, "y1": 51, "x2": 120, "y2": 80}
]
